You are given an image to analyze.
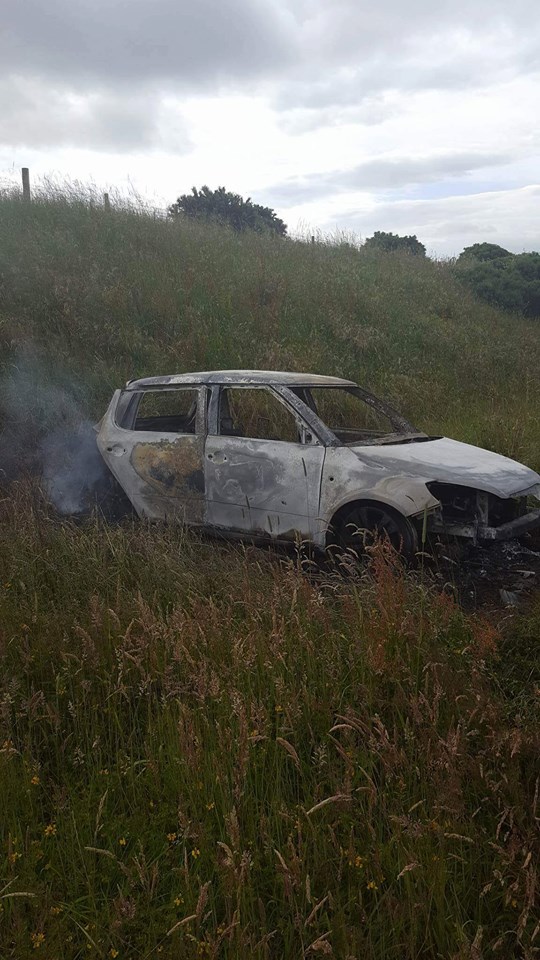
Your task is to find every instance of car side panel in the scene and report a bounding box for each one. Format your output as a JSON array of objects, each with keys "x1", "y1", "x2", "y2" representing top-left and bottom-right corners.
[
  {"x1": 204, "y1": 436, "x2": 325, "y2": 541},
  {"x1": 315, "y1": 447, "x2": 440, "y2": 543},
  {"x1": 97, "y1": 389, "x2": 208, "y2": 522}
]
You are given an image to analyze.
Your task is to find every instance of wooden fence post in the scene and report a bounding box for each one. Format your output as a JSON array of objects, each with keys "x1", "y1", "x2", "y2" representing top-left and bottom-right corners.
[
  {"x1": 22, "y1": 168, "x2": 31, "y2": 201},
  {"x1": 103, "y1": 192, "x2": 111, "y2": 211}
]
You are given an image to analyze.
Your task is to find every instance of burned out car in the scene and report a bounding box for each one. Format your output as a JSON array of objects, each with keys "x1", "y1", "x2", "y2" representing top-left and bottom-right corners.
[{"x1": 97, "y1": 370, "x2": 540, "y2": 555}]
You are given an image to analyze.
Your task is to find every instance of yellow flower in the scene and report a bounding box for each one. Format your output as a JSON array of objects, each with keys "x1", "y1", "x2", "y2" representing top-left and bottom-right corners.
[
  {"x1": 191, "y1": 847, "x2": 201, "y2": 859},
  {"x1": 118, "y1": 837, "x2": 127, "y2": 847},
  {"x1": 44, "y1": 823, "x2": 56, "y2": 837},
  {"x1": 250, "y1": 729, "x2": 259, "y2": 738},
  {"x1": 8, "y1": 851, "x2": 22, "y2": 865},
  {"x1": 367, "y1": 880, "x2": 378, "y2": 891},
  {"x1": 206, "y1": 802, "x2": 215, "y2": 811},
  {"x1": 355, "y1": 856, "x2": 364, "y2": 868},
  {"x1": 174, "y1": 896, "x2": 184, "y2": 907},
  {"x1": 166, "y1": 832, "x2": 177, "y2": 843},
  {"x1": 50, "y1": 905, "x2": 63, "y2": 915},
  {"x1": 110, "y1": 950, "x2": 119, "y2": 958},
  {"x1": 99, "y1": 769, "x2": 109, "y2": 776},
  {"x1": 31, "y1": 932, "x2": 45, "y2": 949},
  {"x1": 511, "y1": 899, "x2": 518, "y2": 908},
  {"x1": 31, "y1": 775, "x2": 40, "y2": 786},
  {"x1": 275, "y1": 705, "x2": 283, "y2": 713}
]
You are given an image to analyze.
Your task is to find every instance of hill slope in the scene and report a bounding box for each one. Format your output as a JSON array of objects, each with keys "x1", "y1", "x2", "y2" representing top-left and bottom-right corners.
[{"x1": 0, "y1": 191, "x2": 539, "y2": 468}]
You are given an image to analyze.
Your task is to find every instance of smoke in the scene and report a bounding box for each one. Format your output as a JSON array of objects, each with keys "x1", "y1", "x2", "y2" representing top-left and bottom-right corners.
[{"x1": 0, "y1": 354, "x2": 111, "y2": 514}]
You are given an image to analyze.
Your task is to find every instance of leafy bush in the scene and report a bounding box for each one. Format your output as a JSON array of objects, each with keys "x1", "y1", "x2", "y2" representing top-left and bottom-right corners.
[
  {"x1": 168, "y1": 185, "x2": 287, "y2": 236},
  {"x1": 363, "y1": 231, "x2": 426, "y2": 256},
  {"x1": 455, "y1": 247, "x2": 540, "y2": 318}
]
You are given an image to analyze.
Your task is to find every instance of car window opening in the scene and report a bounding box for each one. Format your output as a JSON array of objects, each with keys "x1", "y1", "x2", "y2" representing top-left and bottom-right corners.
[
  {"x1": 290, "y1": 386, "x2": 417, "y2": 444},
  {"x1": 133, "y1": 389, "x2": 199, "y2": 433},
  {"x1": 219, "y1": 388, "x2": 300, "y2": 443}
]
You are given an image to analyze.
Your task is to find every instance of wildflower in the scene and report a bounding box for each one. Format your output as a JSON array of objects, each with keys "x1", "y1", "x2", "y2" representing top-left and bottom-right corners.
[
  {"x1": 110, "y1": 950, "x2": 119, "y2": 958},
  {"x1": 44, "y1": 823, "x2": 56, "y2": 837},
  {"x1": 31, "y1": 775, "x2": 40, "y2": 786},
  {"x1": 511, "y1": 899, "x2": 518, "y2": 908},
  {"x1": 149, "y1": 800, "x2": 155, "y2": 809},
  {"x1": 355, "y1": 856, "x2": 364, "y2": 868},
  {"x1": 275, "y1": 705, "x2": 283, "y2": 713},
  {"x1": 21, "y1": 623, "x2": 30, "y2": 631},
  {"x1": 99, "y1": 769, "x2": 109, "y2": 776},
  {"x1": 366, "y1": 880, "x2": 378, "y2": 891},
  {"x1": 166, "y1": 832, "x2": 177, "y2": 843},
  {"x1": 8, "y1": 851, "x2": 22, "y2": 865},
  {"x1": 31, "y1": 932, "x2": 45, "y2": 949},
  {"x1": 174, "y1": 896, "x2": 184, "y2": 907},
  {"x1": 191, "y1": 847, "x2": 201, "y2": 859},
  {"x1": 118, "y1": 837, "x2": 127, "y2": 847},
  {"x1": 250, "y1": 729, "x2": 259, "y2": 738},
  {"x1": 206, "y1": 802, "x2": 215, "y2": 811},
  {"x1": 50, "y1": 905, "x2": 63, "y2": 915}
]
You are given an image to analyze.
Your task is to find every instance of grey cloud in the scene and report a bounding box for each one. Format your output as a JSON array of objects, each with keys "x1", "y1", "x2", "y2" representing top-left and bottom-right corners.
[
  {"x1": 265, "y1": 152, "x2": 514, "y2": 205},
  {"x1": 2, "y1": 0, "x2": 295, "y2": 89},
  {"x1": 0, "y1": 77, "x2": 191, "y2": 152},
  {"x1": 326, "y1": 186, "x2": 540, "y2": 256},
  {"x1": 274, "y1": 1, "x2": 540, "y2": 122}
]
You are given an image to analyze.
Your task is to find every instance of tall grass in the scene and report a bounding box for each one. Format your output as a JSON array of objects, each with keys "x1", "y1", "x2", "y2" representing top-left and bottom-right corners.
[
  {"x1": 0, "y1": 186, "x2": 538, "y2": 468},
  {"x1": 0, "y1": 186, "x2": 539, "y2": 958},
  {"x1": 0, "y1": 489, "x2": 539, "y2": 959}
]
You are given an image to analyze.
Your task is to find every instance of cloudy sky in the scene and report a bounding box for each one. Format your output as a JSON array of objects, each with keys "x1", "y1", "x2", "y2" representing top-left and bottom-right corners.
[{"x1": 1, "y1": 0, "x2": 539, "y2": 254}]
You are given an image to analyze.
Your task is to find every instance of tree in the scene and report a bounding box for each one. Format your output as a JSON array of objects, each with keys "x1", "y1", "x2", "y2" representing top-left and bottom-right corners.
[
  {"x1": 363, "y1": 231, "x2": 426, "y2": 256},
  {"x1": 168, "y1": 186, "x2": 287, "y2": 236},
  {"x1": 454, "y1": 248, "x2": 540, "y2": 319},
  {"x1": 457, "y1": 242, "x2": 511, "y2": 263}
]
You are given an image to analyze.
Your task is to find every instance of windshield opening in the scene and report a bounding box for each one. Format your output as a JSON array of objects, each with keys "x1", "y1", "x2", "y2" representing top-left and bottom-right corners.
[{"x1": 290, "y1": 386, "x2": 419, "y2": 445}]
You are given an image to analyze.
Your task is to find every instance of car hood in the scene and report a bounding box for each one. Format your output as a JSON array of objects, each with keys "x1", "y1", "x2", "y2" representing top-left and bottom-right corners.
[{"x1": 351, "y1": 437, "x2": 540, "y2": 499}]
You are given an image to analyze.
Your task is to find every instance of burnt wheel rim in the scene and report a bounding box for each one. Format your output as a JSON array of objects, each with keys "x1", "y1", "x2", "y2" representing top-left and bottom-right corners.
[{"x1": 341, "y1": 505, "x2": 415, "y2": 556}]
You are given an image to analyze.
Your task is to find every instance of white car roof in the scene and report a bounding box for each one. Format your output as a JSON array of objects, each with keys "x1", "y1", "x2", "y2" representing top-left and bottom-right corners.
[{"x1": 125, "y1": 370, "x2": 356, "y2": 390}]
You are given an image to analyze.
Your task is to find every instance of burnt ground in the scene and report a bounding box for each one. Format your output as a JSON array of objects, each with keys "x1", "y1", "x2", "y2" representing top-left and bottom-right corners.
[{"x1": 422, "y1": 531, "x2": 540, "y2": 611}]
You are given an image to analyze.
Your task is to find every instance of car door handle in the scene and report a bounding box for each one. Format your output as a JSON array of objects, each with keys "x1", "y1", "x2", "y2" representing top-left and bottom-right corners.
[{"x1": 106, "y1": 443, "x2": 126, "y2": 457}]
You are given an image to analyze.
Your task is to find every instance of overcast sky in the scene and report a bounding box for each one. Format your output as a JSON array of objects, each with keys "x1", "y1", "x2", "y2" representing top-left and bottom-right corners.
[{"x1": 1, "y1": 0, "x2": 539, "y2": 255}]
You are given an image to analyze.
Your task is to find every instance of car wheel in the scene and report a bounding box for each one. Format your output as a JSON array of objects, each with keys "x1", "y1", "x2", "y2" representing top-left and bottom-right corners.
[{"x1": 332, "y1": 501, "x2": 418, "y2": 559}]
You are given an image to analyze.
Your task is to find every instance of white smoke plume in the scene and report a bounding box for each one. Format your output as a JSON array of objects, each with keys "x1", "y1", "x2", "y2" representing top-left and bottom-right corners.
[{"x1": 0, "y1": 354, "x2": 111, "y2": 514}]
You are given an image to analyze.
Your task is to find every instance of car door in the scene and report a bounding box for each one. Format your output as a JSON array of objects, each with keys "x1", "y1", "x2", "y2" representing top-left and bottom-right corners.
[
  {"x1": 204, "y1": 385, "x2": 325, "y2": 541},
  {"x1": 97, "y1": 385, "x2": 208, "y2": 523}
]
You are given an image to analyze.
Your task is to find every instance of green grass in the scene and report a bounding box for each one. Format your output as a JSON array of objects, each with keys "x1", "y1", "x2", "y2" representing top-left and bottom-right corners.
[
  {"x1": 0, "y1": 188, "x2": 539, "y2": 959},
  {"x1": 0, "y1": 188, "x2": 539, "y2": 467}
]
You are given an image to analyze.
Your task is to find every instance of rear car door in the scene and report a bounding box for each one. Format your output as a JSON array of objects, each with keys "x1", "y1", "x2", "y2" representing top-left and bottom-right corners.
[
  {"x1": 204, "y1": 385, "x2": 325, "y2": 541},
  {"x1": 97, "y1": 385, "x2": 208, "y2": 522}
]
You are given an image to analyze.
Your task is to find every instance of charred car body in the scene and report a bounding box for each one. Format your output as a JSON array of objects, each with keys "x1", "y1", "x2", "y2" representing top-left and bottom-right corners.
[{"x1": 97, "y1": 370, "x2": 540, "y2": 555}]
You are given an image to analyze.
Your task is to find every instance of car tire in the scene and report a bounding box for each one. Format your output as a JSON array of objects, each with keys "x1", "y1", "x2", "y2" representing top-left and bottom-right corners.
[{"x1": 329, "y1": 500, "x2": 419, "y2": 560}]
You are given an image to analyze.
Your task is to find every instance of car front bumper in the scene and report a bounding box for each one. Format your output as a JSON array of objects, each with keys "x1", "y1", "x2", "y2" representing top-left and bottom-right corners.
[{"x1": 479, "y1": 507, "x2": 540, "y2": 541}]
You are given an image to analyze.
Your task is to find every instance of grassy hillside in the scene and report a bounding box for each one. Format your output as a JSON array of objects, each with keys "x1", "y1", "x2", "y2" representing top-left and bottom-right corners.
[
  {"x1": 0, "y1": 190, "x2": 539, "y2": 960},
  {"x1": 0, "y1": 190, "x2": 539, "y2": 467}
]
